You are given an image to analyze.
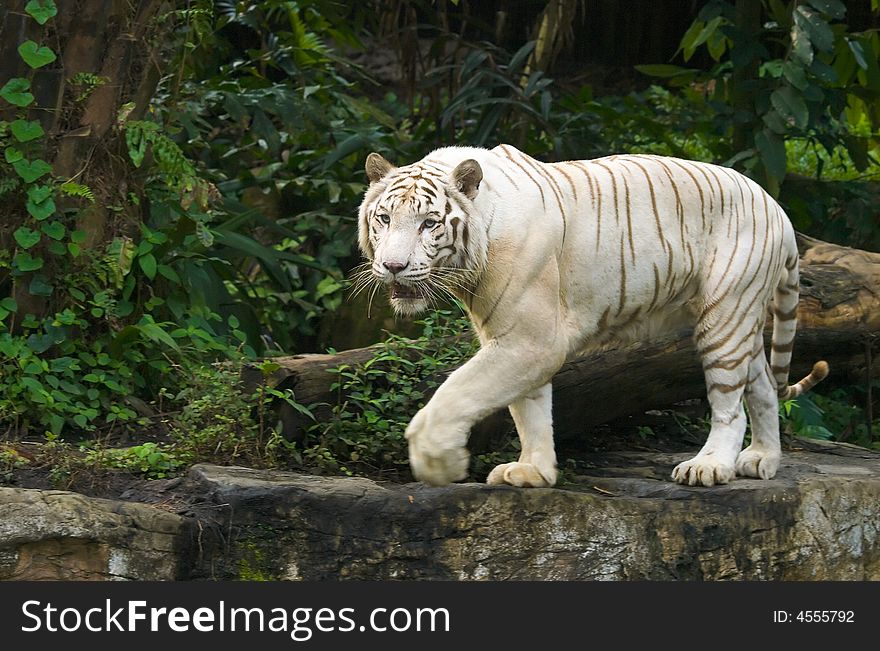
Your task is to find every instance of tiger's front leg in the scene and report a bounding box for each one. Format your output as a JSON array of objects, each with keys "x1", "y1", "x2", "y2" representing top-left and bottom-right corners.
[{"x1": 406, "y1": 342, "x2": 566, "y2": 486}]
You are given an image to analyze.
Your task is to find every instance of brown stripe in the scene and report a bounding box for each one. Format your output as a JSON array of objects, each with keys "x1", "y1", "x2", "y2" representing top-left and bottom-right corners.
[
  {"x1": 617, "y1": 237, "x2": 627, "y2": 316},
  {"x1": 498, "y1": 145, "x2": 545, "y2": 209},
  {"x1": 481, "y1": 274, "x2": 514, "y2": 329},
  {"x1": 648, "y1": 263, "x2": 661, "y2": 312},
  {"x1": 569, "y1": 161, "x2": 597, "y2": 210},
  {"x1": 494, "y1": 163, "x2": 521, "y2": 191},
  {"x1": 592, "y1": 161, "x2": 620, "y2": 229},
  {"x1": 705, "y1": 166, "x2": 726, "y2": 217},
  {"x1": 703, "y1": 348, "x2": 753, "y2": 371},
  {"x1": 773, "y1": 305, "x2": 798, "y2": 321},
  {"x1": 772, "y1": 340, "x2": 794, "y2": 354},
  {"x1": 689, "y1": 161, "x2": 717, "y2": 217},
  {"x1": 554, "y1": 163, "x2": 578, "y2": 202},
  {"x1": 665, "y1": 158, "x2": 706, "y2": 230},
  {"x1": 708, "y1": 380, "x2": 746, "y2": 394},
  {"x1": 771, "y1": 364, "x2": 789, "y2": 376},
  {"x1": 621, "y1": 172, "x2": 635, "y2": 261},
  {"x1": 596, "y1": 306, "x2": 611, "y2": 332},
  {"x1": 624, "y1": 159, "x2": 667, "y2": 250},
  {"x1": 522, "y1": 158, "x2": 567, "y2": 244},
  {"x1": 654, "y1": 159, "x2": 686, "y2": 246},
  {"x1": 616, "y1": 306, "x2": 642, "y2": 330}
]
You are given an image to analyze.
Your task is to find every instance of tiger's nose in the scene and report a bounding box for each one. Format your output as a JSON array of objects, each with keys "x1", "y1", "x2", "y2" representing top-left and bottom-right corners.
[{"x1": 383, "y1": 261, "x2": 408, "y2": 275}]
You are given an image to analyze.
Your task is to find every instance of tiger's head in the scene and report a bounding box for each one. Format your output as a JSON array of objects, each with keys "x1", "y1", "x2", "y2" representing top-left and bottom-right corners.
[{"x1": 356, "y1": 151, "x2": 488, "y2": 316}]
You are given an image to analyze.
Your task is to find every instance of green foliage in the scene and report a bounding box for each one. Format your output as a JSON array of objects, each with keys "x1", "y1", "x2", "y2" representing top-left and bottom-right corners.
[
  {"x1": 84, "y1": 442, "x2": 183, "y2": 479},
  {"x1": 781, "y1": 387, "x2": 880, "y2": 449},
  {"x1": 305, "y1": 310, "x2": 477, "y2": 476},
  {"x1": 0, "y1": 6, "x2": 261, "y2": 439},
  {"x1": 24, "y1": 0, "x2": 57, "y2": 25},
  {"x1": 641, "y1": 0, "x2": 880, "y2": 196},
  {"x1": 69, "y1": 72, "x2": 107, "y2": 103},
  {"x1": 0, "y1": 445, "x2": 30, "y2": 483}
]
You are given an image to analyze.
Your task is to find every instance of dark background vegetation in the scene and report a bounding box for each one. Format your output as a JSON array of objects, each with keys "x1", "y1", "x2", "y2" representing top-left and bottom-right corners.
[{"x1": 0, "y1": 0, "x2": 878, "y2": 485}]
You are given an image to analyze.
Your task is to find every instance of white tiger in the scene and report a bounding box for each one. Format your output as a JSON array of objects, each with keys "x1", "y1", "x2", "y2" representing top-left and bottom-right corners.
[{"x1": 357, "y1": 144, "x2": 828, "y2": 488}]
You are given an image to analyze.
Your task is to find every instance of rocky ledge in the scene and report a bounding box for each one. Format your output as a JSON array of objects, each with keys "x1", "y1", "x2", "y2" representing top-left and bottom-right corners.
[{"x1": 1, "y1": 439, "x2": 879, "y2": 580}]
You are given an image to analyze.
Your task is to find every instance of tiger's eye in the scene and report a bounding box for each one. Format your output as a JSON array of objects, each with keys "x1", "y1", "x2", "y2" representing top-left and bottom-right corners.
[
  {"x1": 423, "y1": 218, "x2": 437, "y2": 229},
  {"x1": 379, "y1": 214, "x2": 391, "y2": 224}
]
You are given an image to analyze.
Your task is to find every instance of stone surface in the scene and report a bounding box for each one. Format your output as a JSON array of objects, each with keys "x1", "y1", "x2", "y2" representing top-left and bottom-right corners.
[
  {"x1": 185, "y1": 439, "x2": 880, "y2": 580},
  {"x1": 0, "y1": 488, "x2": 194, "y2": 580},
  {"x1": 2, "y1": 440, "x2": 879, "y2": 580}
]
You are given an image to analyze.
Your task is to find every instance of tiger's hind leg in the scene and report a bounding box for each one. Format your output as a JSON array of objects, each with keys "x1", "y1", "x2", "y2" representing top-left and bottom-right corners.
[
  {"x1": 486, "y1": 382, "x2": 558, "y2": 488},
  {"x1": 736, "y1": 331, "x2": 782, "y2": 479},
  {"x1": 672, "y1": 307, "x2": 762, "y2": 487}
]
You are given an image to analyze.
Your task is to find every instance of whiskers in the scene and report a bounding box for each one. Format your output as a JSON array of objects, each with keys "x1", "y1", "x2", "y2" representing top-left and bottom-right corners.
[
  {"x1": 345, "y1": 261, "x2": 482, "y2": 317},
  {"x1": 346, "y1": 261, "x2": 384, "y2": 318}
]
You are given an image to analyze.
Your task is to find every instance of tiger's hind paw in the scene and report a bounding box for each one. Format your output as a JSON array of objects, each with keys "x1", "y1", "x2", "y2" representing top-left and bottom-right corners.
[
  {"x1": 486, "y1": 461, "x2": 556, "y2": 488},
  {"x1": 735, "y1": 446, "x2": 780, "y2": 479}
]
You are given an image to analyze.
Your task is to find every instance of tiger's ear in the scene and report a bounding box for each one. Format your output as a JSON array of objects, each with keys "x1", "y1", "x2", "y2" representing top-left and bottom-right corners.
[
  {"x1": 451, "y1": 159, "x2": 482, "y2": 200},
  {"x1": 365, "y1": 152, "x2": 394, "y2": 184}
]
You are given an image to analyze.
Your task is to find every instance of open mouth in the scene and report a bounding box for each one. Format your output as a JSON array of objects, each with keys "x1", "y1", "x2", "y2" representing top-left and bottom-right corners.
[{"x1": 390, "y1": 281, "x2": 423, "y2": 300}]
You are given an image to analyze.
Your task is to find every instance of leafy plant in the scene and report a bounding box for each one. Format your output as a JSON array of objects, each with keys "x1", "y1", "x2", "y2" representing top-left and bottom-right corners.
[
  {"x1": 306, "y1": 310, "x2": 478, "y2": 477},
  {"x1": 639, "y1": 0, "x2": 880, "y2": 195}
]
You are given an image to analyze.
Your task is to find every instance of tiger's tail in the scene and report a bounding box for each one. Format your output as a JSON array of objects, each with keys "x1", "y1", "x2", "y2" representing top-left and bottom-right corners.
[{"x1": 770, "y1": 255, "x2": 829, "y2": 401}]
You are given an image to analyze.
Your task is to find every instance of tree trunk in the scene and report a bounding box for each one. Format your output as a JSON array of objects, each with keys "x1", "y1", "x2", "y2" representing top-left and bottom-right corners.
[
  {"x1": 248, "y1": 236, "x2": 880, "y2": 445},
  {"x1": 0, "y1": 0, "x2": 165, "y2": 321}
]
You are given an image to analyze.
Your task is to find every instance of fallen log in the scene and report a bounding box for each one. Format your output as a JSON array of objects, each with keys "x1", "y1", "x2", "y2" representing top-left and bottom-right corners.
[{"x1": 246, "y1": 235, "x2": 879, "y2": 443}]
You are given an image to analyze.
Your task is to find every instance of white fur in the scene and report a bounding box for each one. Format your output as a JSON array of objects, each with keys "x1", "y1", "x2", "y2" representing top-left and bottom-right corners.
[{"x1": 359, "y1": 145, "x2": 811, "y2": 488}]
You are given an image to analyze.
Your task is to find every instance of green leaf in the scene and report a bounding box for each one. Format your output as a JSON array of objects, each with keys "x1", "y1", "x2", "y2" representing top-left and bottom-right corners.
[
  {"x1": 794, "y1": 6, "x2": 834, "y2": 53},
  {"x1": 844, "y1": 135, "x2": 869, "y2": 171},
  {"x1": 10, "y1": 119, "x2": 44, "y2": 142},
  {"x1": 782, "y1": 61, "x2": 808, "y2": 90},
  {"x1": 25, "y1": 0, "x2": 58, "y2": 25},
  {"x1": 138, "y1": 253, "x2": 157, "y2": 279},
  {"x1": 805, "y1": 0, "x2": 846, "y2": 19},
  {"x1": 13, "y1": 158, "x2": 52, "y2": 183},
  {"x1": 48, "y1": 240, "x2": 66, "y2": 256},
  {"x1": 18, "y1": 41, "x2": 57, "y2": 69},
  {"x1": 13, "y1": 252, "x2": 44, "y2": 272},
  {"x1": 771, "y1": 86, "x2": 809, "y2": 129},
  {"x1": 137, "y1": 320, "x2": 180, "y2": 352},
  {"x1": 848, "y1": 38, "x2": 868, "y2": 70},
  {"x1": 790, "y1": 24, "x2": 813, "y2": 66},
  {"x1": 691, "y1": 16, "x2": 724, "y2": 53},
  {"x1": 41, "y1": 220, "x2": 65, "y2": 240},
  {"x1": 0, "y1": 297, "x2": 18, "y2": 312},
  {"x1": 755, "y1": 129, "x2": 787, "y2": 181},
  {"x1": 27, "y1": 184, "x2": 52, "y2": 204},
  {"x1": 762, "y1": 109, "x2": 788, "y2": 134},
  {"x1": 71, "y1": 230, "x2": 87, "y2": 244},
  {"x1": 67, "y1": 242, "x2": 81, "y2": 257},
  {"x1": 27, "y1": 196, "x2": 56, "y2": 220},
  {"x1": 28, "y1": 275, "x2": 53, "y2": 297},
  {"x1": 14, "y1": 226, "x2": 41, "y2": 249},
  {"x1": 5, "y1": 147, "x2": 23, "y2": 163},
  {"x1": 634, "y1": 64, "x2": 697, "y2": 78},
  {"x1": 0, "y1": 78, "x2": 34, "y2": 107},
  {"x1": 157, "y1": 264, "x2": 181, "y2": 283}
]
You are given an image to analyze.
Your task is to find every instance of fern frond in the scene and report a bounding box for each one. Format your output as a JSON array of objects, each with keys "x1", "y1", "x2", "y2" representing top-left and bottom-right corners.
[{"x1": 60, "y1": 181, "x2": 95, "y2": 202}]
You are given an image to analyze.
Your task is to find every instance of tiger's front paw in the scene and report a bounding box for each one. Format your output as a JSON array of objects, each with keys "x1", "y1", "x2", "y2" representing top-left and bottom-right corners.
[
  {"x1": 405, "y1": 409, "x2": 469, "y2": 486},
  {"x1": 486, "y1": 461, "x2": 556, "y2": 488},
  {"x1": 671, "y1": 455, "x2": 735, "y2": 487}
]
